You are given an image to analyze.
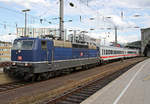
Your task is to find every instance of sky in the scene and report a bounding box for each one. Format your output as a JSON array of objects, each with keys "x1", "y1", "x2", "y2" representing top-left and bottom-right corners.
[{"x1": 0, "y1": 0, "x2": 150, "y2": 45}]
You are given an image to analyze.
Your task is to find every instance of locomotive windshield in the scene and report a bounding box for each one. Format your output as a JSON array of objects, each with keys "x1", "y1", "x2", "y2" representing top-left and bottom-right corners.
[{"x1": 12, "y1": 40, "x2": 34, "y2": 50}]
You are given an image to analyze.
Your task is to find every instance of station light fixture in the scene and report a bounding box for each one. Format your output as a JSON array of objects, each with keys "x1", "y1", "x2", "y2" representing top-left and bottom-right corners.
[
  {"x1": 90, "y1": 18, "x2": 94, "y2": 20},
  {"x1": 90, "y1": 28, "x2": 95, "y2": 30},
  {"x1": 22, "y1": 9, "x2": 30, "y2": 37},
  {"x1": 68, "y1": 20, "x2": 72, "y2": 22},
  {"x1": 133, "y1": 14, "x2": 141, "y2": 17},
  {"x1": 69, "y1": 30, "x2": 73, "y2": 32},
  {"x1": 69, "y1": 2, "x2": 74, "y2": 7}
]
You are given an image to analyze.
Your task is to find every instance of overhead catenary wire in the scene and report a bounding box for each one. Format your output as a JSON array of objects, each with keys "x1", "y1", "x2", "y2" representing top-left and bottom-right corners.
[{"x1": 0, "y1": 6, "x2": 56, "y2": 27}]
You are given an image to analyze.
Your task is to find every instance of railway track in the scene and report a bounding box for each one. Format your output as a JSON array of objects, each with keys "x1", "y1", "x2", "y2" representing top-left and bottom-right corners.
[
  {"x1": 0, "y1": 81, "x2": 29, "y2": 92},
  {"x1": 42, "y1": 62, "x2": 140, "y2": 104},
  {"x1": 0, "y1": 57, "x2": 146, "y2": 104}
]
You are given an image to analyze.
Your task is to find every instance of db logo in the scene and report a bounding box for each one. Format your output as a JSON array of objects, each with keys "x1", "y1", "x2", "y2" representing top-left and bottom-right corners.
[
  {"x1": 80, "y1": 52, "x2": 83, "y2": 56},
  {"x1": 18, "y1": 56, "x2": 22, "y2": 60}
]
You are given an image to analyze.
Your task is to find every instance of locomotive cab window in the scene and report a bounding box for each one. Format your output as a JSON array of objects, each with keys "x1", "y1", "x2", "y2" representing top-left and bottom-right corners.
[
  {"x1": 12, "y1": 40, "x2": 34, "y2": 50},
  {"x1": 41, "y1": 40, "x2": 47, "y2": 50}
]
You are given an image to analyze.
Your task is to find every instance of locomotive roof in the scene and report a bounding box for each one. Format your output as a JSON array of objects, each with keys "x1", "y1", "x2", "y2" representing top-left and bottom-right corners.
[
  {"x1": 100, "y1": 45, "x2": 138, "y2": 51},
  {"x1": 15, "y1": 37, "x2": 51, "y2": 41}
]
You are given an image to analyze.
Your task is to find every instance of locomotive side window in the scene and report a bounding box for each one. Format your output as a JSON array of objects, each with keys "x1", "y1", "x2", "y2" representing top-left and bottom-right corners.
[{"x1": 41, "y1": 40, "x2": 47, "y2": 50}]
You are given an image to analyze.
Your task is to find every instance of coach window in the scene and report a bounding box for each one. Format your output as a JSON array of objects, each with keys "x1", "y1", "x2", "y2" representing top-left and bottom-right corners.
[
  {"x1": 104, "y1": 50, "x2": 105, "y2": 55},
  {"x1": 41, "y1": 40, "x2": 47, "y2": 50}
]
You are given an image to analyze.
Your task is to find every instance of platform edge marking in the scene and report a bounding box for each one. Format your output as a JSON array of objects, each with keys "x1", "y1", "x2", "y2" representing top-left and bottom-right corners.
[{"x1": 113, "y1": 61, "x2": 147, "y2": 104}]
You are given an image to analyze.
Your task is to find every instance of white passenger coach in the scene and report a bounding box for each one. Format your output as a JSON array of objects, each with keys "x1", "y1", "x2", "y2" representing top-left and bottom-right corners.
[{"x1": 99, "y1": 46, "x2": 139, "y2": 61}]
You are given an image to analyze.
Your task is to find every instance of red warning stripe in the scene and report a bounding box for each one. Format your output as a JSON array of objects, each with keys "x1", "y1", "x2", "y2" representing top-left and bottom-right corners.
[{"x1": 100, "y1": 54, "x2": 138, "y2": 59}]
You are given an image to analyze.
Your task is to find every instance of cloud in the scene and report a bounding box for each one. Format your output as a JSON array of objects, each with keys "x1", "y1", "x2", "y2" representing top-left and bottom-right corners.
[
  {"x1": 0, "y1": 0, "x2": 146, "y2": 44},
  {"x1": 87, "y1": 30, "x2": 140, "y2": 45},
  {"x1": 0, "y1": 34, "x2": 17, "y2": 42},
  {"x1": 105, "y1": 0, "x2": 150, "y2": 8},
  {"x1": 88, "y1": 0, "x2": 150, "y2": 9},
  {"x1": 0, "y1": 0, "x2": 51, "y2": 8}
]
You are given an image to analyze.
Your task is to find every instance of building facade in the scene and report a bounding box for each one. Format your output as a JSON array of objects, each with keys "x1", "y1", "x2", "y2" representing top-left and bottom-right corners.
[
  {"x1": 68, "y1": 32, "x2": 101, "y2": 46},
  {"x1": 17, "y1": 27, "x2": 67, "y2": 40},
  {"x1": 141, "y1": 28, "x2": 150, "y2": 56},
  {"x1": 0, "y1": 41, "x2": 12, "y2": 61}
]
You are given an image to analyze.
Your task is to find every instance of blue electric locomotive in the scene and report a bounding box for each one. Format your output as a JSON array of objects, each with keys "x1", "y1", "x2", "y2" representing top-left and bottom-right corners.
[{"x1": 4, "y1": 37, "x2": 100, "y2": 80}]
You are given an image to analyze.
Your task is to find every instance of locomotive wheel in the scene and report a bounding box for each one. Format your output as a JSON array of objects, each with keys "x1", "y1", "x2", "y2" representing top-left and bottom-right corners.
[
  {"x1": 36, "y1": 73, "x2": 46, "y2": 81},
  {"x1": 31, "y1": 74, "x2": 38, "y2": 82},
  {"x1": 8, "y1": 71, "x2": 14, "y2": 78},
  {"x1": 61, "y1": 69, "x2": 70, "y2": 75},
  {"x1": 24, "y1": 74, "x2": 34, "y2": 81},
  {"x1": 49, "y1": 71, "x2": 55, "y2": 78},
  {"x1": 43, "y1": 72, "x2": 51, "y2": 80},
  {"x1": 24, "y1": 75, "x2": 31, "y2": 81},
  {"x1": 82, "y1": 65, "x2": 89, "y2": 70}
]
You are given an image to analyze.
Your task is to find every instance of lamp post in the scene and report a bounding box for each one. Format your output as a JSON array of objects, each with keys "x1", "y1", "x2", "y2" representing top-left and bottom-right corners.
[
  {"x1": 59, "y1": 0, "x2": 64, "y2": 40},
  {"x1": 114, "y1": 26, "x2": 117, "y2": 46},
  {"x1": 106, "y1": 16, "x2": 118, "y2": 47},
  {"x1": 22, "y1": 9, "x2": 30, "y2": 37}
]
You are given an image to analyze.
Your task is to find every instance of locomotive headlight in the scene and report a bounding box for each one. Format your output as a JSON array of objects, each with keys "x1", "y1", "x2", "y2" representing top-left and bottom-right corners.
[
  {"x1": 24, "y1": 63, "x2": 32, "y2": 66},
  {"x1": 18, "y1": 50, "x2": 21, "y2": 53},
  {"x1": 12, "y1": 62, "x2": 16, "y2": 65},
  {"x1": 25, "y1": 63, "x2": 28, "y2": 66}
]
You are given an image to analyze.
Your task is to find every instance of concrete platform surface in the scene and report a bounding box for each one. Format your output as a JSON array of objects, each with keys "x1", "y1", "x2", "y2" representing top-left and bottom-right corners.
[{"x1": 81, "y1": 58, "x2": 150, "y2": 104}]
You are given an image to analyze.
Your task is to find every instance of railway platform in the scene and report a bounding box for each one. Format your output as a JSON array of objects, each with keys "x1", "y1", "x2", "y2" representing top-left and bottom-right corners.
[{"x1": 81, "y1": 58, "x2": 150, "y2": 104}]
